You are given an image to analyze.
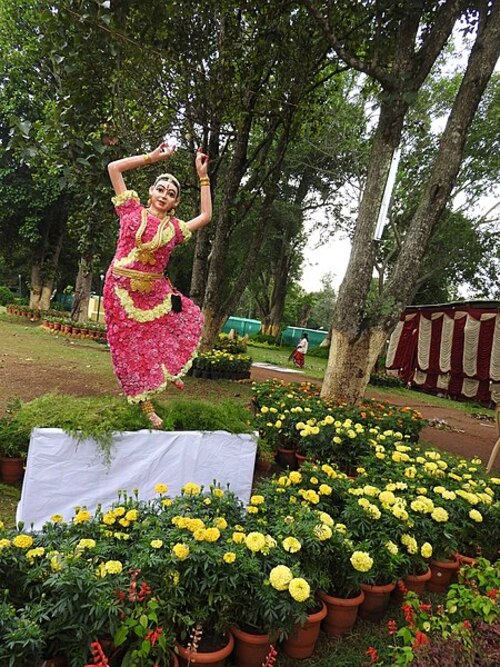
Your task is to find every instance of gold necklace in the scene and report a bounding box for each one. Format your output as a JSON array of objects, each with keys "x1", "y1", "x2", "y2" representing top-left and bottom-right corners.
[{"x1": 135, "y1": 209, "x2": 169, "y2": 265}]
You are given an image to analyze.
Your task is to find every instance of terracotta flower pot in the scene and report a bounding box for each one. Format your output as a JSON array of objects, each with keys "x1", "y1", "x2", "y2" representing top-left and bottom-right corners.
[
  {"x1": 295, "y1": 452, "x2": 308, "y2": 468},
  {"x1": 282, "y1": 600, "x2": 327, "y2": 659},
  {"x1": 176, "y1": 631, "x2": 234, "y2": 667},
  {"x1": 231, "y1": 626, "x2": 271, "y2": 667},
  {"x1": 452, "y1": 552, "x2": 478, "y2": 583},
  {"x1": 393, "y1": 567, "x2": 432, "y2": 603},
  {"x1": 276, "y1": 447, "x2": 297, "y2": 469},
  {"x1": 359, "y1": 582, "x2": 396, "y2": 622},
  {"x1": 427, "y1": 557, "x2": 460, "y2": 593},
  {"x1": 0, "y1": 456, "x2": 25, "y2": 484},
  {"x1": 317, "y1": 589, "x2": 365, "y2": 637}
]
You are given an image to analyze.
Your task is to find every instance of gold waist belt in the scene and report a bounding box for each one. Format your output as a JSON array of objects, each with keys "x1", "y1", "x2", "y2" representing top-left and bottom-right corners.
[{"x1": 112, "y1": 266, "x2": 164, "y2": 293}]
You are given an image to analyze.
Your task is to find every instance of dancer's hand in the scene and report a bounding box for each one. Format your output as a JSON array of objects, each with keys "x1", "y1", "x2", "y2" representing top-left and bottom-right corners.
[
  {"x1": 150, "y1": 141, "x2": 176, "y2": 163},
  {"x1": 195, "y1": 147, "x2": 209, "y2": 177}
]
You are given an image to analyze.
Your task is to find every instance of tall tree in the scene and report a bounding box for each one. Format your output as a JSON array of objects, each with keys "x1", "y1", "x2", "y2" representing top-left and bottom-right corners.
[{"x1": 303, "y1": 0, "x2": 500, "y2": 403}]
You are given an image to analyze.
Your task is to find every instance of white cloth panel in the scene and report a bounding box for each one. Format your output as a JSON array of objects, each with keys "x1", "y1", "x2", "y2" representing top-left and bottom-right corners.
[
  {"x1": 413, "y1": 370, "x2": 427, "y2": 386},
  {"x1": 462, "y1": 315, "x2": 481, "y2": 378},
  {"x1": 17, "y1": 429, "x2": 258, "y2": 530},
  {"x1": 417, "y1": 316, "x2": 432, "y2": 370},
  {"x1": 439, "y1": 315, "x2": 455, "y2": 373},
  {"x1": 461, "y1": 378, "x2": 479, "y2": 398},
  {"x1": 386, "y1": 320, "x2": 404, "y2": 368},
  {"x1": 490, "y1": 315, "x2": 500, "y2": 382},
  {"x1": 436, "y1": 374, "x2": 450, "y2": 390}
]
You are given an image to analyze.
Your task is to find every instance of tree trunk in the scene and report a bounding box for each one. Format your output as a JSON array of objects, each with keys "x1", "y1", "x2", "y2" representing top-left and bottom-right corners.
[
  {"x1": 29, "y1": 263, "x2": 43, "y2": 309},
  {"x1": 322, "y1": 1, "x2": 500, "y2": 404},
  {"x1": 321, "y1": 328, "x2": 387, "y2": 404},
  {"x1": 190, "y1": 225, "x2": 211, "y2": 307},
  {"x1": 199, "y1": 306, "x2": 228, "y2": 351},
  {"x1": 71, "y1": 254, "x2": 93, "y2": 321}
]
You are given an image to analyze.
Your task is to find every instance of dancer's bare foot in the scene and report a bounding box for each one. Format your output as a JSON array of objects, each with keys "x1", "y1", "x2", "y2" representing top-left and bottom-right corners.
[{"x1": 141, "y1": 401, "x2": 164, "y2": 429}]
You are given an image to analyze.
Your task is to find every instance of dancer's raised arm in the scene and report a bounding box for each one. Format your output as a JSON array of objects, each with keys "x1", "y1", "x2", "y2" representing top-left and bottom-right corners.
[{"x1": 107, "y1": 142, "x2": 176, "y2": 196}]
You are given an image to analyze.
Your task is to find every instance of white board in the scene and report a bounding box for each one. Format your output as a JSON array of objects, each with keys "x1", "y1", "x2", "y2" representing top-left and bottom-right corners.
[{"x1": 17, "y1": 428, "x2": 258, "y2": 529}]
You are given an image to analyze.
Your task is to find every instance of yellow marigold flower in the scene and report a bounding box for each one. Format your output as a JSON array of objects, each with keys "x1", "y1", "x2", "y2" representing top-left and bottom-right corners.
[
  {"x1": 49, "y1": 553, "x2": 62, "y2": 572},
  {"x1": 247, "y1": 505, "x2": 259, "y2": 515},
  {"x1": 214, "y1": 517, "x2": 228, "y2": 530},
  {"x1": 50, "y1": 514, "x2": 64, "y2": 524},
  {"x1": 251, "y1": 495, "x2": 265, "y2": 505},
  {"x1": 205, "y1": 527, "x2": 221, "y2": 542},
  {"x1": 469, "y1": 509, "x2": 483, "y2": 523},
  {"x1": 404, "y1": 467, "x2": 417, "y2": 478},
  {"x1": 104, "y1": 560, "x2": 123, "y2": 574},
  {"x1": 378, "y1": 491, "x2": 396, "y2": 506},
  {"x1": 0, "y1": 538, "x2": 11, "y2": 549},
  {"x1": 26, "y1": 546, "x2": 45, "y2": 560},
  {"x1": 269, "y1": 565, "x2": 293, "y2": 591},
  {"x1": 310, "y1": 477, "x2": 319, "y2": 485},
  {"x1": 321, "y1": 464, "x2": 337, "y2": 478},
  {"x1": 289, "y1": 577, "x2": 310, "y2": 602},
  {"x1": 125, "y1": 509, "x2": 138, "y2": 522},
  {"x1": 74, "y1": 510, "x2": 92, "y2": 524},
  {"x1": 277, "y1": 476, "x2": 291, "y2": 487},
  {"x1": 375, "y1": 452, "x2": 386, "y2": 459},
  {"x1": 260, "y1": 406, "x2": 269, "y2": 413},
  {"x1": 118, "y1": 518, "x2": 130, "y2": 528},
  {"x1": 193, "y1": 528, "x2": 207, "y2": 541},
  {"x1": 245, "y1": 532, "x2": 266, "y2": 553},
  {"x1": 304, "y1": 490, "x2": 320, "y2": 504},
  {"x1": 363, "y1": 485, "x2": 380, "y2": 497},
  {"x1": 161, "y1": 498, "x2": 172, "y2": 507},
  {"x1": 313, "y1": 524, "x2": 332, "y2": 541},
  {"x1": 431, "y1": 507, "x2": 449, "y2": 522},
  {"x1": 421, "y1": 542, "x2": 433, "y2": 558},
  {"x1": 183, "y1": 482, "x2": 201, "y2": 495},
  {"x1": 386, "y1": 541, "x2": 398, "y2": 555},
  {"x1": 324, "y1": 415, "x2": 334, "y2": 424},
  {"x1": 212, "y1": 488, "x2": 224, "y2": 498},
  {"x1": 282, "y1": 537, "x2": 302, "y2": 553},
  {"x1": 319, "y1": 484, "x2": 332, "y2": 496},
  {"x1": 113, "y1": 507, "x2": 126, "y2": 517},
  {"x1": 223, "y1": 552, "x2": 236, "y2": 564},
  {"x1": 172, "y1": 543, "x2": 190, "y2": 560},
  {"x1": 289, "y1": 471, "x2": 302, "y2": 484},
  {"x1": 102, "y1": 512, "x2": 115, "y2": 525},
  {"x1": 350, "y1": 551, "x2": 373, "y2": 573},
  {"x1": 335, "y1": 523, "x2": 348, "y2": 534},
  {"x1": 489, "y1": 477, "x2": 500, "y2": 485},
  {"x1": 233, "y1": 531, "x2": 245, "y2": 544},
  {"x1": 154, "y1": 483, "x2": 168, "y2": 494},
  {"x1": 319, "y1": 511, "x2": 334, "y2": 527},
  {"x1": 150, "y1": 539, "x2": 163, "y2": 549},
  {"x1": 13, "y1": 534, "x2": 34, "y2": 549},
  {"x1": 77, "y1": 539, "x2": 96, "y2": 550}
]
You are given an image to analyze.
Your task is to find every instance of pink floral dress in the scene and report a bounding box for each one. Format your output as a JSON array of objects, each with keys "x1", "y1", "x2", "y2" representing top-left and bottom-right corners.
[{"x1": 103, "y1": 190, "x2": 203, "y2": 403}]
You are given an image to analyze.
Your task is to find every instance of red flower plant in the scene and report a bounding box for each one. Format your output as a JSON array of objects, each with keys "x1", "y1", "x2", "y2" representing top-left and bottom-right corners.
[
  {"x1": 366, "y1": 646, "x2": 379, "y2": 663},
  {"x1": 85, "y1": 641, "x2": 109, "y2": 667},
  {"x1": 412, "y1": 631, "x2": 429, "y2": 649},
  {"x1": 387, "y1": 619, "x2": 398, "y2": 635}
]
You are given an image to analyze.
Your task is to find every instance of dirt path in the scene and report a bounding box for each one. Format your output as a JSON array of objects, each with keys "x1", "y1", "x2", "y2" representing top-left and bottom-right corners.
[{"x1": 250, "y1": 365, "x2": 500, "y2": 472}]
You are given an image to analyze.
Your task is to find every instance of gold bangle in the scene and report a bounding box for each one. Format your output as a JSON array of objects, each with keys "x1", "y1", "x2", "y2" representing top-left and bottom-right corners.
[
  {"x1": 143, "y1": 153, "x2": 152, "y2": 164},
  {"x1": 199, "y1": 177, "x2": 210, "y2": 186}
]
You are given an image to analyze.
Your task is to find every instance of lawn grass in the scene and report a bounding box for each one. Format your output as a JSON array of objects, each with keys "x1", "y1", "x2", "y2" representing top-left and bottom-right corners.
[{"x1": 248, "y1": 342, "x2": 328, "y2": 380}]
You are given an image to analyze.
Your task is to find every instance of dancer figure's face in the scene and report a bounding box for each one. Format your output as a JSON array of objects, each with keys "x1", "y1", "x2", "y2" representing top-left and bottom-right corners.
[{"x1": 149, "y1": 179, "x2": 179, "y2": 214}]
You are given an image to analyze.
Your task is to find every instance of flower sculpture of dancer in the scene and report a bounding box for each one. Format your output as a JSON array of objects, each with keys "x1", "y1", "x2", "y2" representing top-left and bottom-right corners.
[{"x1": 104, "y1": 142, "x2": 211, "y2": 428}]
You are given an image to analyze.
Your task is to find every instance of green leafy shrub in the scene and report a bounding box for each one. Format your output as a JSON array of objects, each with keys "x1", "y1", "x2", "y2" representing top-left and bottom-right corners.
[
  {"x1": 308, "y1": 346, "x2": 330, "y2": 359},
  {"x1": 214, "y1": 332, "x2": 247, "y2": 354},
  {"x1": 0, "y1": 286, "x2": 14, "y2": 306},
  {"x1": 249, "y1": 332, "x2": 279, "y2": 346},
  {"x1": 370, "y1": 372, "x2": 405, "y2": 388}
]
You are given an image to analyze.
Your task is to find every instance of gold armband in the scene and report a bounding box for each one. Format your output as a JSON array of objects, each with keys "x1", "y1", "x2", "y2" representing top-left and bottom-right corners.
[
  {"x1": 143, "y1": 153, "x2": 152, "y2": 164},
  {"x1": 199, "y1": 177, "x2": 210, "y2": 186}
]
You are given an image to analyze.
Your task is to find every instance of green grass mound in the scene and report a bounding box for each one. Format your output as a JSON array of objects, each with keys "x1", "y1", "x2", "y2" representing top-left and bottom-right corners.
[{"x1": 2, "y1": 393, "x2": 255, "y2": 462}]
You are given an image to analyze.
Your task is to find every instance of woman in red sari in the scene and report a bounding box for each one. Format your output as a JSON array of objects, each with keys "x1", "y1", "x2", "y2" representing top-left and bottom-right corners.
[
  {"x1": 292, "y1": 332, "x2": 309, "y2": 369},
  {"x1": 104, "y1": 142, "x2": 211, "y2": 428}
]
